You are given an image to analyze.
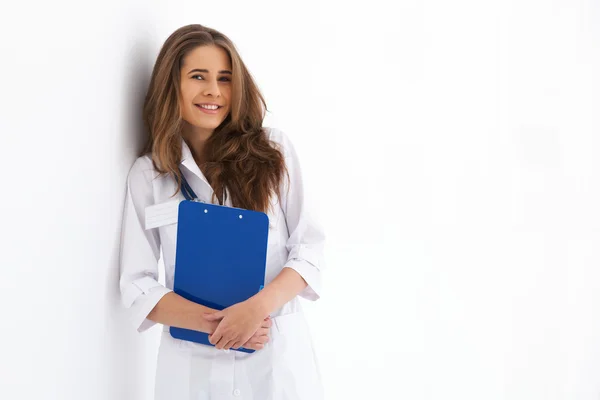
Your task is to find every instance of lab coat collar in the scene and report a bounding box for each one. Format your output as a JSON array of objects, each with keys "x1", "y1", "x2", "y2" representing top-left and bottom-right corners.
[
  {"x1": 179, "y1": 136, "x2": 231, "y2": 206},
  {"x1": 179, "y1": 136, "x2": 210, "y2": 187},
  {"x1": 180, "y1": 136, "x2": 203, "y2": 174},
  {"x1": 179, "y1": 135, "x2": 194, "y2": 165}
]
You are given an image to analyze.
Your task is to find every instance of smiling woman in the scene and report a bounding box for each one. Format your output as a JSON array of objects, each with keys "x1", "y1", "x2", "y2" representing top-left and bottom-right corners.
[
  {"x1": 179, "y1": 45, "x2": 232, "y2": 148},
  {"x1": 140, "y1": 24, "x2": 282, "y2": 212},
  {"x1": 119, "y1": 24, "x2": 326, "y2": 400}
]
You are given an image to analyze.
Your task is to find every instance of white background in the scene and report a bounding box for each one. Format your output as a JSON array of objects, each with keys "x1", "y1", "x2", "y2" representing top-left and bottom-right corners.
[{"x1": 1, "y1": 1, "x2": 599, "y2": 399}]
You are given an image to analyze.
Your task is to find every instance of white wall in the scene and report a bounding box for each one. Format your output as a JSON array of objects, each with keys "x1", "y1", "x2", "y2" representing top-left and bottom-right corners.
[{"x1": 1, "y1": 1, "x2": 599, "y2": 399}]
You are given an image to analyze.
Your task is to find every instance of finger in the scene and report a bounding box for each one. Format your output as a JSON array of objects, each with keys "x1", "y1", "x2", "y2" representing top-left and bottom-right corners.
[
  {"x1": 214, "y1": 335, "x2": 229, "y2": 350},
  {"x1": 223, "y1": 339, "x2": 236, "y2": 350},
  {"x1": 216, "y1": 329, "x2": 238, "y2": 349},
  {"x1": 231, "y1": 340, "x2": 243, "y2": 350},
  {"x1": 248, "y1": 330, "x2": 269, "y2": 343},
  {"x1": 249, "y1": 343, "x2": 265, "y2": 351},
  {"x1": 203, "y1": 311, "x2": 224, "y2": 321},
  {"x1": 209, "y1": 327, "x2": 224, "y2": 346},
  {"x1": 247, "y1": 335, "x2": 269, "y2": 346},
  {"x1": 241, "y1": 340, "x2": 261, "y2": 351},
  {"x1": 252, "y1": 328, "x2": 269, "y2": 337},
  {"x1": 261, "y1": 318, "x2": 272, "y2": 328},
  {"x1": 255, "y1": 334, "x2": 269, "y2": 345}
]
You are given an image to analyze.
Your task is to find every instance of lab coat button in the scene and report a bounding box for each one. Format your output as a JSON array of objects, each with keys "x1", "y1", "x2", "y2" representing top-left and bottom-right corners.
[{"x1": 233, "y1": 389, "x2": 241, "y2": 396}]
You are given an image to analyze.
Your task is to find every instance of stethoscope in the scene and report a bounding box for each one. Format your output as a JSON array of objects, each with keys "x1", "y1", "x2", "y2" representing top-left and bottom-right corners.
[{"x1": 179, "y1": 166, "x2": 226, "y2": 205}]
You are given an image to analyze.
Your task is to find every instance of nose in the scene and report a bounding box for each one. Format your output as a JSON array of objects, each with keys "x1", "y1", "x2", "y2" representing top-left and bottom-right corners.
[{"x1": 202, "y1": 78, "x2": 221, "y2": 98}]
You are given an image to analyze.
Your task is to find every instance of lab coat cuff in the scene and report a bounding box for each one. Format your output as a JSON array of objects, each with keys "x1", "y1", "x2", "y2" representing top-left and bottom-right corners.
[
  {"x1": 129, "y1": 285, "x2": 173, "y2": 333},
  {"x1": 122, "y1": 276, "x2": 163, "y2": 308},
  {"x1": 284, "y1": 259, "x2": 322, "y2": 301}
]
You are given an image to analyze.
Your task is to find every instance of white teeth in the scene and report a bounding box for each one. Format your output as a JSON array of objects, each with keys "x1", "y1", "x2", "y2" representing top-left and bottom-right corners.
[{"x1": 198, "y1": 104, "x2": 219, "y2": 110}]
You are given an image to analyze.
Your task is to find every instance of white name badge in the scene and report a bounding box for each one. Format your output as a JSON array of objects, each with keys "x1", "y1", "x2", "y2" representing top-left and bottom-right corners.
[{"x1": 145, "y1": 199, "x2": 182, "y2": 230}]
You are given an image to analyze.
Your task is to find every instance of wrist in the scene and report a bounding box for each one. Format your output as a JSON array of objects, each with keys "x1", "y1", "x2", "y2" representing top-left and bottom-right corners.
[{"x1": 249, "y1": 292, "x2": 273, "y2": 318}]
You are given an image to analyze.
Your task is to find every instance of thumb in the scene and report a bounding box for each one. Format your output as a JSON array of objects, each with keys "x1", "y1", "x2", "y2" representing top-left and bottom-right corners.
[{"x1": 203, "y1": 311, "x2": 224, "y2": 321}]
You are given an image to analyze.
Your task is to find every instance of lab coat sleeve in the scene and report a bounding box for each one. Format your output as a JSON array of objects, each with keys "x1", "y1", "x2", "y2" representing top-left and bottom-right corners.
[
  {"x1": 119, "y1": 157, "x2": 173, "y2": 332},
  {"x1": 275, "y1": 129, "x2": 326, "y2": 301}
]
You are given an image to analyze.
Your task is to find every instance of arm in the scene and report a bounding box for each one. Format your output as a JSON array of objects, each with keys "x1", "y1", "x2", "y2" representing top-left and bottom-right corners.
[
  {"x1": 250, "y1": 268, "x2": 310, "y2": 317},
  {"x1": 120, "y1": 158, "x2": 271, "y2": 344},
  {"x1": 146, "y1": 292, "x2": 219, "y2": 334},
  {"x1": 257, "y1": 127, "x2": 326, "y2": 311},
  {"x1": 205, "y1": 128, "x2": 326, "y2": 349},
  {"x1": 119, "y1": 157, "x2": 213, "y2": 333}
]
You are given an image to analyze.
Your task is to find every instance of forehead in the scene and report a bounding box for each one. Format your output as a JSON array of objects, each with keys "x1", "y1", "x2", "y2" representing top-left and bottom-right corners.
[{"x1": 181, "y1": 45, "x2": 232, "y2": 71}]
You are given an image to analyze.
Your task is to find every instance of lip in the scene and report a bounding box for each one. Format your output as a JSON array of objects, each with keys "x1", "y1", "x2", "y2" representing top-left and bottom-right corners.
[{"x1": 194, "y1": 104, "x2": 222, "y2": 115}]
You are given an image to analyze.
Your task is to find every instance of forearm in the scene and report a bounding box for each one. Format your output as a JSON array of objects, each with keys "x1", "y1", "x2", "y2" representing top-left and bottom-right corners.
[
  {"x1": 147, "y1": 292, "x2": 219, "y2": 334},
  {"x1": 251, "y1": 267, "x2": 308, "y2": 317}
]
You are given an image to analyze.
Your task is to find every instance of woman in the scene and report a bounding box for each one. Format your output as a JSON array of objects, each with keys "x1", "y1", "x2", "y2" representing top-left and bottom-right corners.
[{"x1": 118, "y1": 24, "x2": 326, "y2": 399}]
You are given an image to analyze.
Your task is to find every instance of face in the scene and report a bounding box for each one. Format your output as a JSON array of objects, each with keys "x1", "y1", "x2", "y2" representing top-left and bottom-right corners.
[{"x1": 179, "y1": 45, "x2": 232, "y2": 139}]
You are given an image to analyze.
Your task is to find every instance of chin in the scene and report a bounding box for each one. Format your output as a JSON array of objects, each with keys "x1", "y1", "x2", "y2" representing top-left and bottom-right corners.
[
  {"x1": 193, "y1": 121, "x2": 222, "y2": 131},
  {"x1": 200, "y1": 120, "x2": 222, "y2": 127}
]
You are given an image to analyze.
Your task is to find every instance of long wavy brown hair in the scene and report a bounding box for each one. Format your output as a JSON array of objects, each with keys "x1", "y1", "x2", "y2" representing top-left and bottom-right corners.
[{"x1": 140, "y1": 24, "x2": 288, "y2": 214}]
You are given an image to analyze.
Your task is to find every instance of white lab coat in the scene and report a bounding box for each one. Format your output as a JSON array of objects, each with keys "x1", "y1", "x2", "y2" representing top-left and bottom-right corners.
[{"x1": 119, "y1": 127, "x2": 325, "y2": 399}]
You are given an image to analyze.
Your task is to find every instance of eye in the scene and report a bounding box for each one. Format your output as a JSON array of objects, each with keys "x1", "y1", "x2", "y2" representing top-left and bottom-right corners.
[{"x1": 191, "y1": 75, "x2": 231, "y2": 82}]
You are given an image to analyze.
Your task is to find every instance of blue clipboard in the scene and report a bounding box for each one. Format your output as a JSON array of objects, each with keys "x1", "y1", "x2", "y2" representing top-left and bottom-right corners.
[{"x1": 170, "y1": 200, "x2": 269, "y2": 354}]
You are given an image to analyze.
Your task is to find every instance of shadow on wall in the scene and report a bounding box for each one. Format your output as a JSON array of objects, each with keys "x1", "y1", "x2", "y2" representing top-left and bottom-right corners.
[{"x1": 105, "y1": 36, "x2": 156, "y2": 400}]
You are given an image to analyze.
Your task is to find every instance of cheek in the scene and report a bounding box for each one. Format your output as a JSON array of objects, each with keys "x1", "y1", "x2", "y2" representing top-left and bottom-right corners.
[
  {"x1": 179, "y1": 89, "x2": 195, "y2": 117},
  {"x1": 183, "y1": 91, "x2": 195, "y2": 104},
  {"x1": 179, "y1": 101, "x2": 193, "y2": 121},
  {"x1": 180, "y1": 82, "x2": 195, "y2": 101},
  {"x1": 182, "y1": 107, "x2": 193, "y2": 123}
]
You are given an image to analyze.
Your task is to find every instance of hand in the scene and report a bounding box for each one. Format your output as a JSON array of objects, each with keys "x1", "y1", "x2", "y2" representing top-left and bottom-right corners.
[
  {"x1": 240, "y1": 317, "x2": 272, "y2": 351},
  {"x1": 204, "y1": 299, "x2": 269, "y2": 350}
]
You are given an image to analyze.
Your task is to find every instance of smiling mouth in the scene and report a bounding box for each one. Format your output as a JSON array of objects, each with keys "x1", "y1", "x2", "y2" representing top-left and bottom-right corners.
[{"x1": 194, "y1": 104, "x2": 223, "y2": 114}]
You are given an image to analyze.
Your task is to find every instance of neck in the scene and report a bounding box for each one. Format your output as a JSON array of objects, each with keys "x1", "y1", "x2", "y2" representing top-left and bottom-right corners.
[{"x1": 182, "y1": 122, "x2": 213, "y2": 165}]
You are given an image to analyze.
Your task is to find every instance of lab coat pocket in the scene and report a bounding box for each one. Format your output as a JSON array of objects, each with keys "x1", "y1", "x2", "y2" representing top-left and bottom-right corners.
[{"x1": 271, "y1": 312, "x2": 323, "y2": 400}]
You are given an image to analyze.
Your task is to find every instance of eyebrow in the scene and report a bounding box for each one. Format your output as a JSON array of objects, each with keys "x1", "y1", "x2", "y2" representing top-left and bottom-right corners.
[{"x1": 187, "y1": 68, "x2": 232, "y2": 75}]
